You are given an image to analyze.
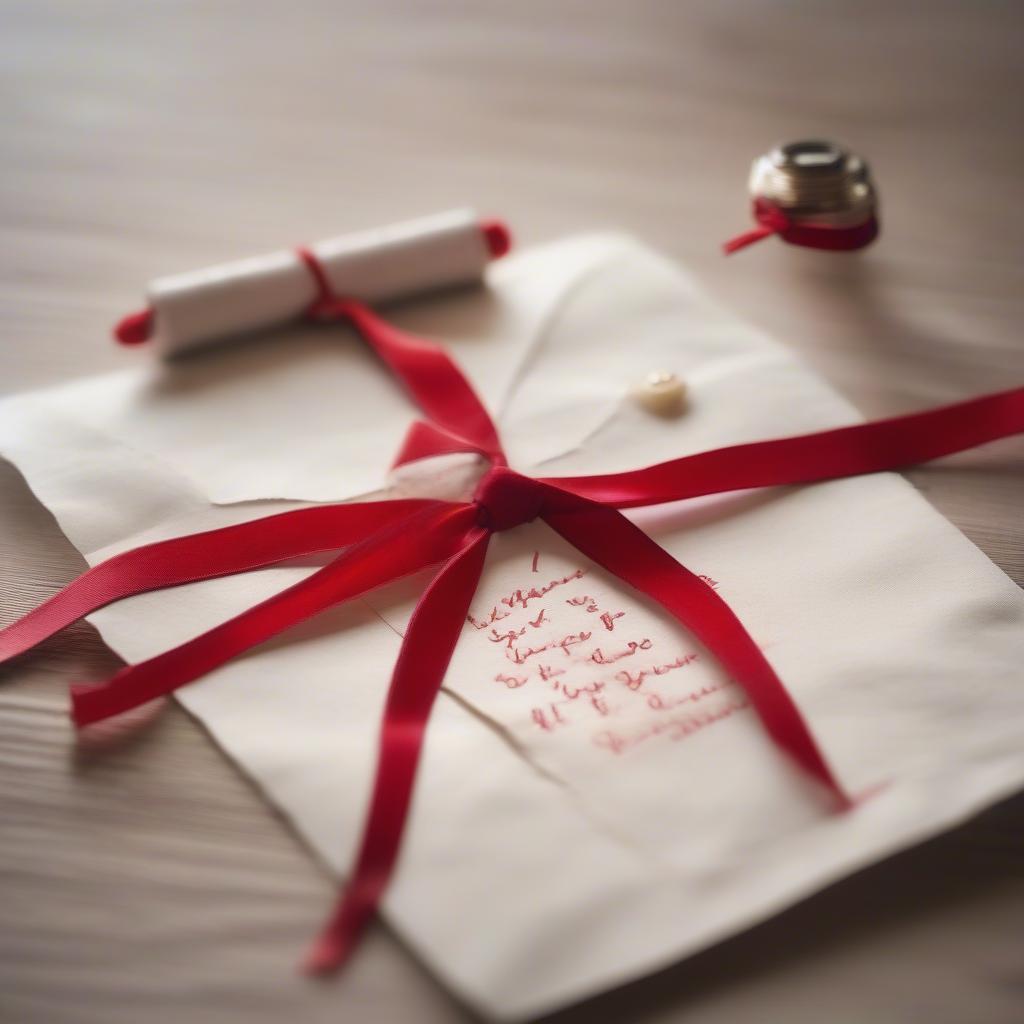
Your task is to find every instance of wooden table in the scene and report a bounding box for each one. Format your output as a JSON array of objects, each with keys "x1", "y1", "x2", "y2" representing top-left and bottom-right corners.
[{"x1": 2, "y1": 3, "x2": 1022, "y2": 1021}]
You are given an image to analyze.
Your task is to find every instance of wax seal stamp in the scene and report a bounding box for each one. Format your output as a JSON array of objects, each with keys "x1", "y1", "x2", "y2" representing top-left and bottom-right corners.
[
  {"x1": 723, "y1": 139, "x2": 879, "y2": 254},
  {"x1": 635, "y1": 369, "x2": 687, "y2": 416}
]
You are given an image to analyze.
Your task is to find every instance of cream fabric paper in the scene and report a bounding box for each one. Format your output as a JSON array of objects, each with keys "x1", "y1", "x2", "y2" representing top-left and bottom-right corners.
[{"x1": 2, "y1": 235, "x2": 1023, "y2": 1021}]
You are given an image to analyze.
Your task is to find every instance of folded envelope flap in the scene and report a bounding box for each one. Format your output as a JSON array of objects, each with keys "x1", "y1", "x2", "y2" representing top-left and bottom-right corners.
[
  {"x1": 0, "y1": 234, "x2": 641, "y2": 509},
  {"x1": 500, "y1": 239, "x2": 856, "y2": 476},
  {"x1": 0, "y1": 231, "x2": 816, "y2": 512},
  {"x1": 0, "y1": 228, "x2": 831, "y2": 557}
]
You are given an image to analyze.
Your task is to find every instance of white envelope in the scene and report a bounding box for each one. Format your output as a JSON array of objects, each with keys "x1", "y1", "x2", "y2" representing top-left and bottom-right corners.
[{"x1": 2, "y1": 234, "x2": 1023, "y2": 1021}]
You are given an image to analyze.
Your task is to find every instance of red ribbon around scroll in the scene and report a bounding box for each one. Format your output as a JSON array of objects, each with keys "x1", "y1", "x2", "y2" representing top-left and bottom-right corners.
[{"x1": 1, "y1": 249, "x2": 1022, "y2": 976}]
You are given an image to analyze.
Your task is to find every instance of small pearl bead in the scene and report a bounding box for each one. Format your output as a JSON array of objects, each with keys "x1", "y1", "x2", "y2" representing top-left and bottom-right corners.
[{"x1": 636, "y1": 370, "x2": 687, "y2": 416}]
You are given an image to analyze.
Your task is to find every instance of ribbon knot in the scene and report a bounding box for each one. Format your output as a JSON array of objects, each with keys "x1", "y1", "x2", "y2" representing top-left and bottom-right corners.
[{"x1": 473, "y1": 466, "x2": 545, "y2": 532}]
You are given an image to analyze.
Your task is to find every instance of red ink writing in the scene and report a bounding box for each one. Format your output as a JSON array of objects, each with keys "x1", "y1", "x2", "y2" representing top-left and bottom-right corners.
[
  {"x1": 507, "y1": 631, "x2": 593, "y2": 665},
  {"x1": 615, "y1": 653, "x2": 699, "y2": 691},
  {"x1": 495, "y1": 672, "x2": 528, "y2": 689},
  {"x1": 557, "y1": 680, "x2": 604, "y2": 701},
  {"x1": 600, "y1": 610, "x2": 625, "y2": 632},
  {"x1": 470, "y1": 561, "x2": 733, "y2": 750},
  {"x1": 501, "y1": 570, "x2": 585, "y2": 612},
  {"x1": 538, "y1": 663, "x2": 566, "y2": 683},
  {"x1": 593, "y1": 693, "x2": 750, "y2": 754},
  {"x1": 645, "y1": 681, "x2": 724, "y2": 711},
  {"x1": 489, "y1": 625, "x2": 526, "y2": 647},
  {"x1": 531, "y1": 703, "x2": 568, "y2": 732},
  {"x1": 467, "y1": 606, "x2": 511, "y2": 630},
  {"x1": 591, "y1": 639, "x2": 652, "y2": 665}
]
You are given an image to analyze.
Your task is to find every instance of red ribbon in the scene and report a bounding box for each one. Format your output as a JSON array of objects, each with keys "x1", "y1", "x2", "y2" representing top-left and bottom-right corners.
[
  {"x1": 723, "y1": 198, "x2": 880, "y2": 255},
  {"x1": 2, "y1": 251, "x2": 1022, "y2": 977}
]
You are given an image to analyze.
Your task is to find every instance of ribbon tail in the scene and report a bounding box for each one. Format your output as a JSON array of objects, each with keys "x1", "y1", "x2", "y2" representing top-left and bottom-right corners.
[
  {"x1": 542, "y1": 494, "x2": 851, "y2": 808},
  {"x1": 391, "y1": 419, "x2": 486, "y2": 469},
  {"x1": 303, "y1": 527, "x2": 491, "y2": 974},
  {"x1": 723, "y1": 200, "x2": 793, "y2": 255},
  {"x1": 0, "y1": 499, "x2": 440, "y2": 667},
  {"x1": 329, "y1": 300, "x2": 505, "y2": 465},
  {"x1": 544, "y1": 385, "x2": 1024, "y2": 507},
  {"x1": 722, "y1": 224, "x2": 777, "y2": 255},
  {"x1": 70, "y1": 504, "x2": 477, "y2": 727}
]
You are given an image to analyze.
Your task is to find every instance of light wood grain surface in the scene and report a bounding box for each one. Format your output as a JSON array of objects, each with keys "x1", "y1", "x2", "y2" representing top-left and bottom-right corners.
[{"x1": 1, "y1": 3, "x2": 1022, "y2": 1022}]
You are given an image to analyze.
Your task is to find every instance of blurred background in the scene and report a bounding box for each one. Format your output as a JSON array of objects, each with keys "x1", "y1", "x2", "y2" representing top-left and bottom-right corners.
[{"x1": 1, "y1": 3, "x2": 1022, "y2": 1023}]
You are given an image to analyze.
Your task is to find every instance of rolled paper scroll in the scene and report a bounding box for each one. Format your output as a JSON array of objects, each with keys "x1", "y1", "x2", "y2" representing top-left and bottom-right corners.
[{"x1": 114, "y1": 209, "x2": 512, "y2": 355}]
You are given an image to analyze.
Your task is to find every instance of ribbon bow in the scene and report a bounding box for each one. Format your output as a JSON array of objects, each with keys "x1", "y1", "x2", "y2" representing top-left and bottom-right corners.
[{"x1": 2, "y1": 255, "x2": 1022, "y2": 975}]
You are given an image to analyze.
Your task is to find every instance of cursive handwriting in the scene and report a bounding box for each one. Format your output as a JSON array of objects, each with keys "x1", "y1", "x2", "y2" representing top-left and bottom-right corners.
[
  {"x1": 507, "y1": 631, "x2": 593, "y2": 665},
  {"x1": 468, "y1": 553, "x2": 742, "y2": 755},
  {"x1": 592, "y1": 693, "x2": 750, "y2": 754},
  {"x1": 528, "y1": 608, "x2": 549, "y2": 629},
  {"x1": 591, "y1": 639, "x2": 653, "y2": 665},
  {"x1": 538, "y1": 663, "x2": 566, "y2": 683},
  {"x1": 531, "y1": 703, "x2": 568, "y2": 732},
  {"x1": 615, "y1": 653, "x2": 699, "y2": 691},
  {"x1": 496, "y1": 672, "x2": 529, "y2": 689},
  {"x1": 600, "y1": 610, "x2": 625, "y2": 632},
  {"x1": 500, "y1": 570, "x2": 586, "y2": 612},
  {"x1": 645, "y1": 680, "x2": 725, "y2": 711},
  {"x1": 489, "y1": 624, "x2": 526, "y2": 647},
  {"x1": 467, "y1": 605, "x2": 511, "y2": 630}
]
